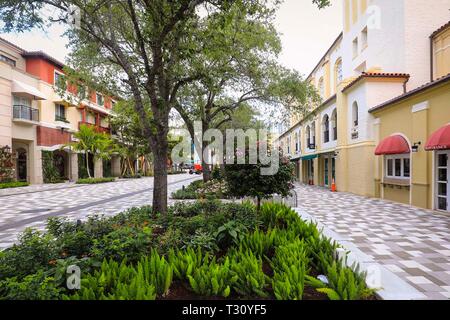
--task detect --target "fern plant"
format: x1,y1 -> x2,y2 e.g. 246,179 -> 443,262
168,247 -> 209,280
140,250 -> 173,296
238,229 -> 275,257
187,257 -> 237,298
229,248 -> 269,298
322,259 -> 374,300
64,258 -> 156,300
271,239 -> 309,300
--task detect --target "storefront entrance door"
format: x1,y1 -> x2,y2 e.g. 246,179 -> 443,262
436,151 -> 450,211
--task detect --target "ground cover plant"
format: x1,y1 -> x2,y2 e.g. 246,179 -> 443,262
0,201 -> 376,300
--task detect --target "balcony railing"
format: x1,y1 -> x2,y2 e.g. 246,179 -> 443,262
55,114 -> 69,123
13,105 -> 39,122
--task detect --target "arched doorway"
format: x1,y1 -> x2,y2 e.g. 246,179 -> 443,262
16,148 -> 27,181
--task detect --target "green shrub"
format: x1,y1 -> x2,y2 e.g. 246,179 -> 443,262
211,166 -> 222,181
230,248 -> 269,298
184,230 -> 218,252
0,229 -> 58,280
187,257 -> 237,298
0,271 -> 63,300
109,206 -> 152,227
46,216 -> 117,257
0,181 -> 29,189
42,151 -> 64,183
271,239 -> 308,300
90,226 -> 153,262
215,221 -> 247,250
76,177 -> 115,184
171,180 -> 203,199
156,227 -> 184,252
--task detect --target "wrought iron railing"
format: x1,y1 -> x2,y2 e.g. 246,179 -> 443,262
13,105 -> 39,122
55,114 -> 69,122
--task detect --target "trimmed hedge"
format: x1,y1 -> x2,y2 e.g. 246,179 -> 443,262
76,177 -> 116,184
0,181 -> 29,189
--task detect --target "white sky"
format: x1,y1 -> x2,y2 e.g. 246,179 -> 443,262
0,0 -> 342,77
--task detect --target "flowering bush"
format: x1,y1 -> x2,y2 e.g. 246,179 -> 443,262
0,146 -> 15,182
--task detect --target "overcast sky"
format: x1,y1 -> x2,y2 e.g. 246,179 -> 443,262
0,0 -> 342,77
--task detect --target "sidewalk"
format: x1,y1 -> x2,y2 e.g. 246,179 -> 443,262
293,184 -> 450,300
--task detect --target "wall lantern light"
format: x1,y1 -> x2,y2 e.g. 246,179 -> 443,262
412,142 -> 421,153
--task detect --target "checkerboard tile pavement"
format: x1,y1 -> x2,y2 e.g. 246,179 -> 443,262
0,174 -> 201,249
293,183 -> 450,300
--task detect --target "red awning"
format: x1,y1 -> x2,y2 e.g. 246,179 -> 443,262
425,124 -> 450,151
375,135 -> 410,155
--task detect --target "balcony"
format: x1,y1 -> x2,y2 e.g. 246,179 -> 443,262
78,121 -> 111,134
12,105 -> 39,124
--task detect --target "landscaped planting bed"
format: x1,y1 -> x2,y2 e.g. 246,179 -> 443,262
171,179 -> 228,200
0,201 -> 376,300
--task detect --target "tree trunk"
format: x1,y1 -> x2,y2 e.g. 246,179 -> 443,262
202,138 -> 211,183
152,130 -> 168,216
257,196 -> 261,213
86,152 -> 91,178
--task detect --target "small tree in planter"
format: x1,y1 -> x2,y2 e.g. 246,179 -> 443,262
224,143 -> 295,211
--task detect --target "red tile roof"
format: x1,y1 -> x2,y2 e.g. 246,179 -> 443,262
430,20 -> 450,38
369,73 -> 450,113
342,72 -> 410,93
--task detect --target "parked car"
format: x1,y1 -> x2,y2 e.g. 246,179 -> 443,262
189,164 -> 202,175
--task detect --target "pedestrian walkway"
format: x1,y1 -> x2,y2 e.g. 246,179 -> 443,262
293,184 -> 450,300
0,174 -> 200,249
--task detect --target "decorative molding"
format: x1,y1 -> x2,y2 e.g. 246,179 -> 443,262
411,101 -> 429,113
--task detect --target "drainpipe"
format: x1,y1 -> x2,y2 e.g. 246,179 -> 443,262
403,76 -> 410,94
430,36 -> 434,82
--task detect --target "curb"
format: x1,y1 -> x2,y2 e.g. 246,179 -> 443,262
294,208 -> 427,300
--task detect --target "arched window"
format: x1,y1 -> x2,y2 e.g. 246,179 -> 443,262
294,131 -> 299,153
335,59 -> 343,85
352,102 -> 359,127
311,122 -> 316,148
318,77 -> 324,97
323,115 -> 330,143
331,109 -> 337,141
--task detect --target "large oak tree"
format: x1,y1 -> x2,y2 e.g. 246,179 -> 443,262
0,0 -> 330,214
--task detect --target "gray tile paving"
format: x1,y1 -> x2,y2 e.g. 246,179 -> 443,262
0,174 -> 201,249
293,183 -> 450,300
